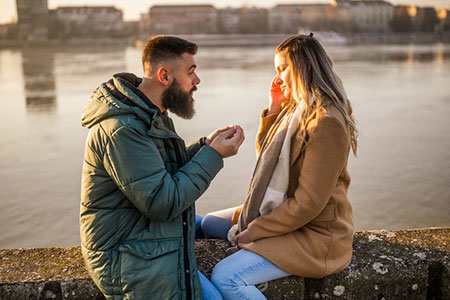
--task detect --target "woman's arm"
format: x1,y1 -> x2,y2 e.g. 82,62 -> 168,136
247,115 -> 350,241
256,75 -> 289,154
256,109 -> 279,154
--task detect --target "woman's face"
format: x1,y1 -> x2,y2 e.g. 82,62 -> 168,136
274,52 -> 292,99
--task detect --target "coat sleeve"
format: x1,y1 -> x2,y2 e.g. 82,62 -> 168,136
256,109 -> 279,155
103,126 -> 223,222
247,115 -> 349,241
185,137 -> 206,160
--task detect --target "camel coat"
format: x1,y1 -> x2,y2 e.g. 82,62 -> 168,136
240,100 -> 354,278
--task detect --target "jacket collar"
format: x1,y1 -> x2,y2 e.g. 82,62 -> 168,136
110,73 -> 183,140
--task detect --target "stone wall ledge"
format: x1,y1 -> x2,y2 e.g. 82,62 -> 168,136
1,227 -> 449,300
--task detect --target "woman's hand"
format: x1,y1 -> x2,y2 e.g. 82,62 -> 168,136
235,229 -> 252,245
268,75 -> 288,115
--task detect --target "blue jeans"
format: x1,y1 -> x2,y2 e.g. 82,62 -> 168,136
196,215 -> 224,299
199,271 -> 223,300
211,249 -> 291,300
197,210 -> 291,300
196,214 -> 234,238
197,207 -> 237,239
195,214 -> 205,238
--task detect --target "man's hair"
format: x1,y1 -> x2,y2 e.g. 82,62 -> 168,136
142,35 -> 198,74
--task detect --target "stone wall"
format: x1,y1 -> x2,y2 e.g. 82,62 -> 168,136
1,228 -> 449,299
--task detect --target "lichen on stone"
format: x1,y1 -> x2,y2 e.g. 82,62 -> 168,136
413,252 -> 427,260
372,262 -> 389,274
333,285 -> 345,296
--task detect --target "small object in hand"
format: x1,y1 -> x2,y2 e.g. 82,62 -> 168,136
225,245 -> 240,257
227,224 -> 239,246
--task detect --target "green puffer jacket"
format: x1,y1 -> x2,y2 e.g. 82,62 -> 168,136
80,73 -> 223,300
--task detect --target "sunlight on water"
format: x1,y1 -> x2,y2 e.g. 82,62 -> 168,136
0,43 -> 449,249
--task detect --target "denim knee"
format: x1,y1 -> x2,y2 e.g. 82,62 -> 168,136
211,259 -> 236,288
201,214 -> 231,239
195,214 -> 204,239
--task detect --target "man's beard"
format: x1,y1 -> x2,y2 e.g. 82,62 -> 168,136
161,79 -> 196,120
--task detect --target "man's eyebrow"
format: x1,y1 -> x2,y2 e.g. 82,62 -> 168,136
188,64 -> 197,71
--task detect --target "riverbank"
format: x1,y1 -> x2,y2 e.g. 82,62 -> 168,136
1,227 -> 449,299
1,32 -> 450,49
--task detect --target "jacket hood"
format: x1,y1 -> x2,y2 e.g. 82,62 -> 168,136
81,73 -> 159,129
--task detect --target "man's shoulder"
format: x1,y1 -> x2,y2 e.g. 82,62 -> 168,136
87,114 -> 147,151
92,114 -> 148,139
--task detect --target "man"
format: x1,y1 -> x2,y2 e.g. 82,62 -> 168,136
80,35 -> 244,299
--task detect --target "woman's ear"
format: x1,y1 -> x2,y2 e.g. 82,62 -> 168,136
157,67 -> 171,86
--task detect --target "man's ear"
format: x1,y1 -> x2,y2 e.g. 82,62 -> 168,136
157,67 -> 171,86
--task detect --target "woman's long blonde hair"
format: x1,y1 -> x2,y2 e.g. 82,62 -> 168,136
276,34 -> 358,154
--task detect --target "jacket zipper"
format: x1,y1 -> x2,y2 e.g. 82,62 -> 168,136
182,210 -> 192,300
164,116 -> 192,300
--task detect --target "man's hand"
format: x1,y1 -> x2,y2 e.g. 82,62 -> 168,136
235,229 -> 252,245
268,75 -> 288,115
205,125 -> 234,146
209,125 -> 245,158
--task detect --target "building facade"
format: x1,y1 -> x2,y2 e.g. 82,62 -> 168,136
51,6 -> 124,38
269,5 -> 303,33
236,7 -> 269,34
218,8 -> 240,33
16,0 -> 49,40
390,5 -> 413,32
437,9 -> 450,32
297,4 -> 334,32
413,7 -> 439,32
269,4 -> 339,33
337,0 -> 395,32
149,5 -> 218,34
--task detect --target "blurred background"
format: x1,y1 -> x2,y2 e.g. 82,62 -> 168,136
0,0 -> 449,249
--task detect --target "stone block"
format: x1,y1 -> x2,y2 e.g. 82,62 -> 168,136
0,228 -> 449,299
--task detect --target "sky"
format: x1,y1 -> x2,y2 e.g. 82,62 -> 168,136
1,0 -> 450,24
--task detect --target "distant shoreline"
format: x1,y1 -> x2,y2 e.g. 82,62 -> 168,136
1,32 -> 450,49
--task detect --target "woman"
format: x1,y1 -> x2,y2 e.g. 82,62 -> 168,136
202,33 -> 358,299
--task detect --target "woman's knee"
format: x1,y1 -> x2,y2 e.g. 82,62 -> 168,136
211,258 -> 242,288
211,267 -> 227,292
195,214 -> 204,238
201,214 -> 231,239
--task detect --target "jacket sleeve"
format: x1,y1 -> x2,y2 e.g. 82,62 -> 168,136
185,137 -> 206,160
256,109 -> 279,155
247,115 -> 349,241
103,126 -> 223,222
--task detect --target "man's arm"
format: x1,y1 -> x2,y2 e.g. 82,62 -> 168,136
104,126 -> 223,222
185,137 -> 206,160
185,125 -> 236,160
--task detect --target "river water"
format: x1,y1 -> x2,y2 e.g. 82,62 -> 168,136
0,43 -> 449,249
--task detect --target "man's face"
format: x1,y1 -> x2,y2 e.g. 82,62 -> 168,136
161,53 -> 200,119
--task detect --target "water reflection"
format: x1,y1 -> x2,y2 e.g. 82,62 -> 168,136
21,48 -> 56,113
1,43 -> 449,249
330,43 -> 450,64
435,43 -> 444,74
19,46 -> 128,114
